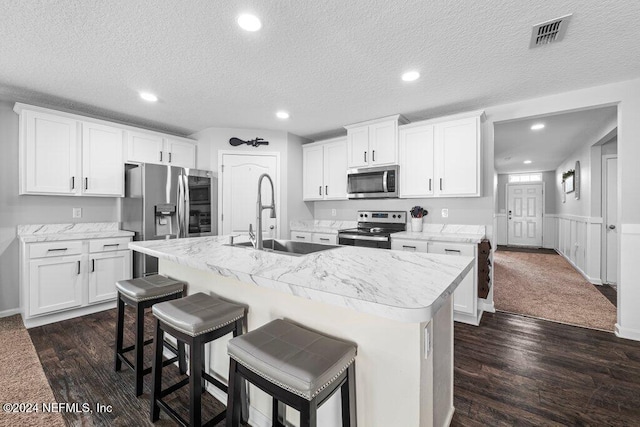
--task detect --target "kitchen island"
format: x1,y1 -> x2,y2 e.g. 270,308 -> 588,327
130,235 -> 473,427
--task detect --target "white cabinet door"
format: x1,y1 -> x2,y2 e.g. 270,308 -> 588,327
323,139 -> 348,200
347,126 -> 369,168
166,138 -> 196,168
369,120 -> 397,166
89,250 -> 131,304
82,122 -> 124,196
23,110 -> 79,195
127,131 -> 165,164
29,255 -> 83,316
303,144 -> 325,201
429,242 -> 476,316
434,117 -> 480,197
311,233 -> 337,245
399,125 -> 434,197
290,231 -> 312,242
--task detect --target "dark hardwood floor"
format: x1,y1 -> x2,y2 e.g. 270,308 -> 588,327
29,307 -> 228,426
29,309 -> 640,426
452,311 -> 640,426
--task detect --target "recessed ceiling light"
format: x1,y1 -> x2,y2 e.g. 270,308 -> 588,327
139,92 -> 158,102
523,160 -> 532,164
276,111 -> 290,119
237,14 -> 262,32
401,71 -> 420,82
531,123 -> 545,130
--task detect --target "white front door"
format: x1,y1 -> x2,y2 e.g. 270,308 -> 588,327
604,156 -> 618,284
220,153 -> 279,236
507,183 -> 543,247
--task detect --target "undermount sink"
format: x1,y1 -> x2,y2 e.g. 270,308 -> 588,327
228,239 -> 339,256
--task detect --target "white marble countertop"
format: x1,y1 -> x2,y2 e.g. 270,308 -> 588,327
289,220 -> 357,235
17,223 -> 134,243
129,235 -> 473,323
393,224 -> 486,244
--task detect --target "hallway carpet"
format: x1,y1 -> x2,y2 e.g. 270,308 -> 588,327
493,250 -> 617,331
0,315 -> 65,427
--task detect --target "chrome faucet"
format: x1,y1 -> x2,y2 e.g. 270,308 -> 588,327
254,173 -> 276,250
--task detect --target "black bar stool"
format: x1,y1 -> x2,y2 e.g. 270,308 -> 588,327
115,275 -> 187,396
226,319 -> 357,427
150,292 -> 247,426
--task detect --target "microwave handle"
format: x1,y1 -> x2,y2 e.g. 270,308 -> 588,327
382,170 -> 388,193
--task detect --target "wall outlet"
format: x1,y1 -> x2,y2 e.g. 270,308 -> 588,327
441,208 -> 449,218
72,207 -> 82,218
424,322 -> 432,359
331,209 -> 337,217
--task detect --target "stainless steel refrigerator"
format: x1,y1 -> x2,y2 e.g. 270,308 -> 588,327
121,163 -> 217,277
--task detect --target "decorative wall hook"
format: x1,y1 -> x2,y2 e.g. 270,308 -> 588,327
229,137 -> 269,147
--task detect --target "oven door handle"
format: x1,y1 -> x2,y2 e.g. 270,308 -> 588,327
382,170 -> 388,193
339,234 -> 389,242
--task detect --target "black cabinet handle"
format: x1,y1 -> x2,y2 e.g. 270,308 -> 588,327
325,185 -> 328,195
91,259 -> 95,272
364,151 -> 367,163
76,260 -> 81,275
295,235 -> 306,239
160,151 -> 163,162
403,245 -> 416,249
320,238 -> 330,241
445,249 -> 461,254
47,248 -> 68,252
319,186 -> 322,196
71,176 -> 75,190
169,152 -> 172,163
372,150 -> 375,162
103,243 -> 120,247
429,178 -> 432,191
84,177 -> 88,190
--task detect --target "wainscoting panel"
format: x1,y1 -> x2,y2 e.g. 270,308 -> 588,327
556,215 -> 602,284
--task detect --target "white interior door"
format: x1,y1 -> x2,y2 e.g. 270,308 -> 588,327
507,183 -> 543,247
221,153 -> 278,236
604,157 -> 618,284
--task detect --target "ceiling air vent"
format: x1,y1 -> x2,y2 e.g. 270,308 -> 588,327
530,14 -> 572,48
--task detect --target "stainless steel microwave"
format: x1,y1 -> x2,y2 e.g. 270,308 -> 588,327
347,165 -> 398,199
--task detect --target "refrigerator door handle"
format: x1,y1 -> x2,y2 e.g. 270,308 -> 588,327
182,174 -> 190,237
177,172 -> 184,238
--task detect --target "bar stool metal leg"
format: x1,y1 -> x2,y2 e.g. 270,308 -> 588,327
150,318 -> 164,422
135,302 -> 146,396
114,296 -> 125,371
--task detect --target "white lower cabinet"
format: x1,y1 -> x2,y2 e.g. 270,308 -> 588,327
391,238 -> 481,325
21,237 -> 132,326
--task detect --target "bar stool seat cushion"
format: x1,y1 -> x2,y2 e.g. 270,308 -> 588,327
153,292 -> 245,337
116,275 -> 184,302
227,319 -> 356,400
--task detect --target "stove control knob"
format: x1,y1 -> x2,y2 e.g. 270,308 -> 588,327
392,214 -> 396,218
359,213 -> 363,218
365,214 -> 368,218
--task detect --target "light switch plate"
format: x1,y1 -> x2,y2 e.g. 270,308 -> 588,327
331,209 -> 337,217
424,322 -> 432,358
441,208 -> 449,218
72,207 -> 82,218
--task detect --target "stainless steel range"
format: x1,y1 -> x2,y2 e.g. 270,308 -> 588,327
338,210 -> 406,249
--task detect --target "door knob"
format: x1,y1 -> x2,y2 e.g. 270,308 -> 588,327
608,225 -> 616,230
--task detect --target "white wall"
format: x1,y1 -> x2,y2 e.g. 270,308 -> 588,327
191,127 -> 312,238
0,100 -> 119,314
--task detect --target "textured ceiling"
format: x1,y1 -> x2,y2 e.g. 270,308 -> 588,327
494,106 -> 617,173
0,1 -> 638,139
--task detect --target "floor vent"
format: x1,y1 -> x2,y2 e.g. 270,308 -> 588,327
530,14 -> 572,48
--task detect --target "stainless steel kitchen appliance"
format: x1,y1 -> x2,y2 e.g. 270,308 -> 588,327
346,165 -> 398,199
338,210 -> 406,249
121,163 -> 217,277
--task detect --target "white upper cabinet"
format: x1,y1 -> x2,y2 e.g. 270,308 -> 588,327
21,110 -> 78,195
127,131 -> 164,164
399,125 -> 435,198
126,132 -> 196,168
165,137 -> 197,169
398,111 -> 483,198
345,115 -> 407,168
434,117 -> 481,197
302,137 -> 348,201
82,122 -> 124,196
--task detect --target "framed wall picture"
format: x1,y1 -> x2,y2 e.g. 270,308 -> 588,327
565,174 -> 575,193
574,161 -> 581,199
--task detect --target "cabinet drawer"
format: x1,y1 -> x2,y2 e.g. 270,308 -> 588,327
290,232 -> 312,242
391,239 -> 430,253
89,237 -> 131,253
29,241 -> 83,259
311,233 -> 337,245
428,242 -> 475,257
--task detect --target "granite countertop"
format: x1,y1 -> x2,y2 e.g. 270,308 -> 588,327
129,235 -> 473,323
289,220 -> 357,235
393,224 -> 486,244
17,223 -> 134,243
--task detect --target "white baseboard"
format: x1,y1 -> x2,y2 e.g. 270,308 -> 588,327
556,250 -> 601,285
615,323 -> 640,342
454,309 -> 482,326
0,308 -> 21,318
442,406 -> 455,427
479,299 -> 495,313
23,301 -> 116,328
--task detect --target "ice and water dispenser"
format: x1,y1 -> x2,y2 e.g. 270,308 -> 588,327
155,203 -> 176,237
